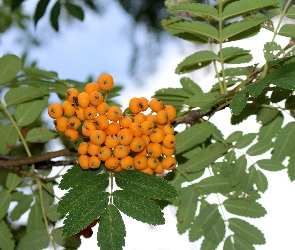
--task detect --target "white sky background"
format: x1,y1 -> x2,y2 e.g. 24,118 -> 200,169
1,1 -> 295,249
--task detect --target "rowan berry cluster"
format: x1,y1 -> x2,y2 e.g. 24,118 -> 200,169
48,73 -> 177,175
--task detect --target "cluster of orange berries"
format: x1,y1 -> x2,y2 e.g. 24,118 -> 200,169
47,73 -> 177,175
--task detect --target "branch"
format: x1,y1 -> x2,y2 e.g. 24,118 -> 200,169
171,108 -> 214,126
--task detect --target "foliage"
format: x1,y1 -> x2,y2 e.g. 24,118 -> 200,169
1,0 -> 295,249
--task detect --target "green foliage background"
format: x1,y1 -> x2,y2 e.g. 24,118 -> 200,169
1,0 -> 295,249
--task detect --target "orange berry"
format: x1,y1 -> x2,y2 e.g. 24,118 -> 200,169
83,106 -> 97,120
97,74 -> 114,91
85,82 -> 99,95
164,105 -> 177,121
134,113 -> 146,124
97,146 -> 112,161
78,155 -> 89,170
88,142 -> 101,156
162,156 -> 177,170
141,120 -> 154,135
89,91 -> 103,106
156,110 -> 168,124
149,128 -> 165,143
133,155 -> 148,170
136,148 -> 147,156
94,115 -> 109,130
66,88 -> 79,102
114,145 -> 130,158
120,156 -> 134,170
96,102 -> 109,115
105,135 -> 119,148
75,108 -> 85,120
119,116 -> 132,128
147,157 -> 159,169
107,106 -> 122,121
163,124 -> 174,135
163,134 -> 177,149
129,97 -> 142,114
129,122 -> 143,137
106,121 -> 120,135
149,98 -> 164,112
82,120 -> 96,137
62,100 -> 76,116
140,97 -> 149,111
146,114 -> 157,128
90,130 -> 106,146
78,141 -> 88,155
48,103 -> 63,119
105,156 -> 119,170
55,117 -> 68,132
67,116 -> 81,130
77,92 -> 90,108
141,134 -> 150,147
64,128 -> 79,141
117,128 -> 133,146
161,145 -> 175,156
146,143 -> 162,158
88,155 -> 101,169
130,137 -> 146,152
154,162 -> 164,174
112,165 -> 123,173
141,167 -> 153,175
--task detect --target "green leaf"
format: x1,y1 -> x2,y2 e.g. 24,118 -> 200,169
17,229 -> 50,250
223,199 -> 267,218
288,150 -> 295,181
228,218 -> 265,245
97,204 -> 126,250
178,143 -> 229,173
169,3 -> 219,20
185,92 -> 226,111
225,131 -> 243,143
26,127 -> 58,143
221,47 -> 252,64
61,192 -> 109,237
235,133 -> 257,149
27,202 -> 45,233
263,42 -> 285,61
175,122 -> 215,154
114,170 -> 177,200
11,0 -> 26,11
113,190 -> 164,225
0,220 -> 15,250
256,159 -> 285,171
65,3 -> 84,21
272,77 -> 295,90
0,54 -> 22,85
232,234 -> 255,250
34,0 -> 50,26
230,91 -> 248,116
0,124 -> 19,154
286,4 -> 295,19
272,122 -> 295,161
246,140 -> 273,156
278,23 -> 295,38
180,77 -> 203,95
285,95 -> 295,118
222,17 -> 270,41
4,86 -> 44,106
46,204 -> 63,222
229,155 -> 247,187
174,185 -> 199,234
15,97 -> 48,126
59,164 -> 109,190
10,194 -> 33,221
190,204 -> 220,236
204,217 -> 225,244
175,50 -> 218,74
255,169 -> 268,192
258,114 -> 283,140
6,172 -> 23,190
23,67 -> 58,78
166,20 -> 219,42
50,1 -> 61,31
222,0 -> 279,20
51,228 -> 81,249
195,175 -> 233,194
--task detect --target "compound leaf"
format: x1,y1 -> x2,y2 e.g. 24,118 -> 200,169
0,54 -> 22,85
26,127 -> 58,143
223,199 -> 267,218
113,190 -> 164,225
4,86 -> 44,106
195,175 -> 233,194
228,218 -> 265,245
0,220 -> 14,250
97,204 -> 126,250
114,170 -> 177,200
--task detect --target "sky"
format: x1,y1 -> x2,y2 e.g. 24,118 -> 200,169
1,1 -> 295,250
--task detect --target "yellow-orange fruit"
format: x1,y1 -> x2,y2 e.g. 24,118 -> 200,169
107,106 -> 122,121
105,135 -> 119,148
113,145 -> 130,158
163,124 -> 174,135
78,141 -> 88,155
141,120 -> 154,135
149,98 -> 164,112
141,167 -> 153,175
164,105 -> 177,121
161,145 -> 175,156
162,134 -> 177,149
162,156 -> 177,170
75,108 -> 85,120
146,143 -> 162,158
48,103 -> 63,119
83,106 -> 97,120
146,114 -> 157,128
85,82 -> 100,95
90,130 -> 106,146
129,122 -> 143,137
154,162 -> 164,174
147,157 -> 159,169
117,128 -> 133,146
140,97 -> 149,111
141,134 -> 150,147
130,137 -> 146,152
82,120 -> 96,137
55,117 -> 68,132
88,155 -> 101,169
105,157 -> 119,170
96,102 -> 109,115
66,88 -> 79,102
67,116 -> 81,130
88,142 -> 101,156
78,155 -> 89,170
128,97 -> 142,114
156,110 -> 168,125
149,128 -> 165,143
62,100 -> 76,116
119,116 -> 132,128
105,121 -> 120,135
97,73 -> 114,91
77,92 -> 90,108
133,155 -> 148,170
97,146 -> 112,161
94,115 -> 109,130
64,128 -> 79,141
120,156 -> 134,170
134,113 -> 146,124
89,91 -> 103,106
